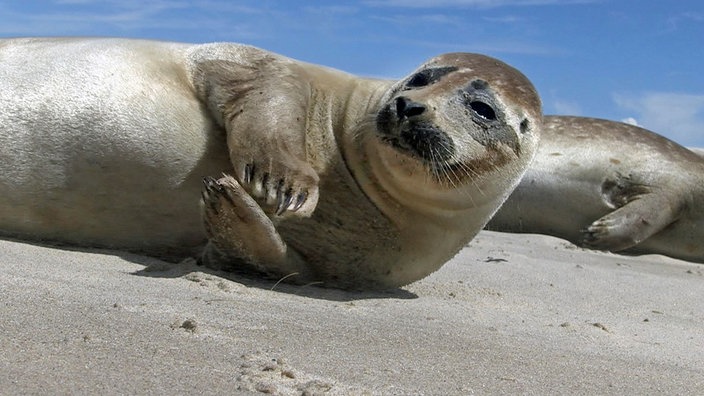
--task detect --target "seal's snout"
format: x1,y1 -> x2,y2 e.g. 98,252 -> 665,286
376,96 -> 454,163
395,96 -> 426,120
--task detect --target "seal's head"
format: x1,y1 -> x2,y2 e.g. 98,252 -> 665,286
356,53 -> 542,215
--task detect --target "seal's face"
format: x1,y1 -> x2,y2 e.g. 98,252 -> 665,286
375,53 -> 541,188
376,66 -> 460,163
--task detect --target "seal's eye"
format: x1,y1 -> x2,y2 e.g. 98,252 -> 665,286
469,101 -> 496,121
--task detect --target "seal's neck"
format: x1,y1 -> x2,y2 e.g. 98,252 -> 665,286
369,143 -> 505,215
341,119 -> 500,225
302,70 -> 390,168
322,75 -> 506,224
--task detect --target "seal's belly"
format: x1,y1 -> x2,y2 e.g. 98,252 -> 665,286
276,166 -> 401,287
0,124 -> 231,257
0,38 -> 232,257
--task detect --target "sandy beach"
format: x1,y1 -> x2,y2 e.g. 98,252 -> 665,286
1,230 -> 703,395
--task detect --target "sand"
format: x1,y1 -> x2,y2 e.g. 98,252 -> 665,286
1,230 -> 703,395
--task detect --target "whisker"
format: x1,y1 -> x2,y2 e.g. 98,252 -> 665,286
271,272 -> 300,290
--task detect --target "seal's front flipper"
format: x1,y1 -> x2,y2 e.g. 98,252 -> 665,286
582,191 -> 682,252
190,54 -> 320,217
200,174 -> 313,283
238,156 -> 320,218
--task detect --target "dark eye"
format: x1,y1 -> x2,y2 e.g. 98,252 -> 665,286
407,72 -> 430,88
469,101 -> 496,120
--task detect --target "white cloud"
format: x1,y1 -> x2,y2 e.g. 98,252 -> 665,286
303,5 -> 359,15
666,11 -> 704,31
0,1 -> 265,39
363,0 -> 598,8
482,15 -> 523,23
621,117 -> 640,127
613,92 -> 704,146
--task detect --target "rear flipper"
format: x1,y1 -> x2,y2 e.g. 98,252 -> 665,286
199,174 -> 315,284
582,191 -> 682,252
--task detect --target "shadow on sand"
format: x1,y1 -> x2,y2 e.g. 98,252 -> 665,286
131,254 -> 418,302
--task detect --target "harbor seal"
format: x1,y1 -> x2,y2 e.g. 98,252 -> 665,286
0,37 -> 541,289
687,147 -> 704,157
487,115 -> 704,263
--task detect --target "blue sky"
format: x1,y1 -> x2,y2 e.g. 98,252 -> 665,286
2,0 -> 703,145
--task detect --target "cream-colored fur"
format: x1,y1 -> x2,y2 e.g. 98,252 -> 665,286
488,115 -> 704,264
0,38 -> 541,289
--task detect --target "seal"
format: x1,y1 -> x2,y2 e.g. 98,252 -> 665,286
0,37 -> 541,289
487,115 -> 704,263
688,147 -> 704,157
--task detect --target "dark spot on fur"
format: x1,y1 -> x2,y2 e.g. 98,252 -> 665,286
520,119 -> 529,134
404,66 -> 458,89
471,79 -> 489,90
400,123 -> 455,162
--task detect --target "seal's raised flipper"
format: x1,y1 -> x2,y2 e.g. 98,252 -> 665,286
582,189 -> 682,252
190,51 -> 320,217
200,174 -> 314,283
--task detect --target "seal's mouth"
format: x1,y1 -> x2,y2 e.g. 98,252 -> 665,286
376,100 -> 455,163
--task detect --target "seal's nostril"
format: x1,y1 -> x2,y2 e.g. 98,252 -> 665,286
395,97 -> 408,117
406,103 -> 426,117
395,96 -> 426,119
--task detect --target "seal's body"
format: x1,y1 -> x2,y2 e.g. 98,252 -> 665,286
488,115 -> 704,263
0,38 -> 541,289
0,38 -> 227,260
